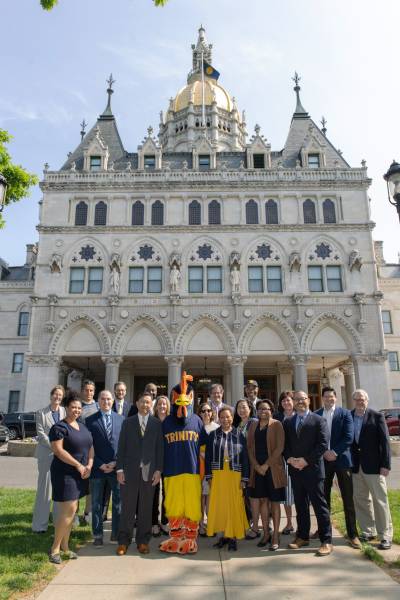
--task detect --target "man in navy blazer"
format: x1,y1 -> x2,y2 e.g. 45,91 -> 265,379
315,387 -> 360,548
86,390 -> 124,546
284,390 -> 332,556
351,389 -> 393,550
112,381 -> 131,418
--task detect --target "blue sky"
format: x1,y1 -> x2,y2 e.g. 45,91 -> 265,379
1,0 -> 399,264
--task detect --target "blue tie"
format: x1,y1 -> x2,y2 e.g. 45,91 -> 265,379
105,414 -> 112,440
296,416 -> 304,435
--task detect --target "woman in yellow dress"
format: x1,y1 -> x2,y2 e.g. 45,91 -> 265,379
206,406 -> 249,551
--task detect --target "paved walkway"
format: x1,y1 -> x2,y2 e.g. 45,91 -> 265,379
35,524 -> 400,600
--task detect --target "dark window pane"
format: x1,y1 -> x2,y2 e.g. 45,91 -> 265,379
88,267 -> 103,294
144,155 -> 156,169
189,200 -> 201,225
199,155 -> 210,171
303,199 -> 316,224
151,200 -> 164,225
388,352 -> 399,371
94,201 -> 107,226
148,267 -> 162,293
17,312 -> 29,336
326,265 -> 342,292
129,267 -> 144,293
267,266 -> 282,293
132,200 -> 144,226
308,154 -> 320,169
265,199 -> 278,224
253,154 -> 265,169
75,201 -> 88,226
246,200 -> 259,224
208,200 -> 221,225
382,310 -> 393,334
308,266 -> 323,292
207,266 -> 222,293
90,156 -> 101,171
189,266 -> 203,293
8,391 -> 20,413
323,199 -> 336,224
69,267 -> 85,294
248,266 -> 263,293
12,353 -> 24,373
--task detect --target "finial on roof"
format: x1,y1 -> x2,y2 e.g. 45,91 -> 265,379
80,118 -> 87,141
320,116 -> 327,136
254,124 -> 261,135
292,72 -> 309,119
100,73 -> 115,119
147,125 -> 154,137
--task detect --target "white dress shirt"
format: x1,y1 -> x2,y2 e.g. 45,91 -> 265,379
322,405 -> 336,450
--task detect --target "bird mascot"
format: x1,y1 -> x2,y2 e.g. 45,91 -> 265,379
159,371 -> 205,554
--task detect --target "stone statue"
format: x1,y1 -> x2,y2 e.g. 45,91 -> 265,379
230,265 -> 240,293
109,253 -> 121,295
289,251 -> 301,272
49,253 -> 63,273
170,264 -> 181,293
349,249 -> 363,272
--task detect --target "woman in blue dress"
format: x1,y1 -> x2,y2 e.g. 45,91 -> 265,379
48,391 -> 94,564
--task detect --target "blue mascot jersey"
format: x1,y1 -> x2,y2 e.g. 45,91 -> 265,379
162,414 -> 207,477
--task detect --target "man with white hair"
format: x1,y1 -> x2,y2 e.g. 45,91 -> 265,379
351,389 -> 393,550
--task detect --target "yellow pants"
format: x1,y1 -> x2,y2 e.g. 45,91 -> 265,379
164,474 -> 202,523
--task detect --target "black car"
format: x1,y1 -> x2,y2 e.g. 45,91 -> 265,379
0,423 -> 10,444
1,412 -> 37,440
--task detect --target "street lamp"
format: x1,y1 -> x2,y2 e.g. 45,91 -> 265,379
0,172 -> 7,212
383,160 -> 400,222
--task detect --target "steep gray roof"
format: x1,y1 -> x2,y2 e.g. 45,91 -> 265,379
0,266 -> 33,281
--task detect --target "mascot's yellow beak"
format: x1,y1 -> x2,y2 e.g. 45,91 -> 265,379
172,371 -> 194,418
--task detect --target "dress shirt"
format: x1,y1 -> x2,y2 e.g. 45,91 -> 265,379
296,409 -> 310,430
322,405 -> 336,448
115,399 -> 124,415
51,410 -> 60,424
138,413 -> 149,431
353,412 -> 365,444
101,410 -> 112,427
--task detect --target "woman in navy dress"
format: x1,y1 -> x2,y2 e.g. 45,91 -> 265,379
49,391 -> 93,563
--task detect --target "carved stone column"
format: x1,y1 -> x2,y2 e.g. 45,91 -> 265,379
341,362 -> 356,408
277,362 -> 293,393
227,355 -> 247,407
289,354 -> 309,392
170,294 -> 181,332
165,356 -> 184,396
292,293 -> 304,332
353,293 -> 366,331
102,356 -> 122,391
108,295 -> 119,332
45,294 -> 58,332
24,355 -> 62,411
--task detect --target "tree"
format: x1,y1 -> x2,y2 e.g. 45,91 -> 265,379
40,0 -> 168,8
0,130 -> 38,228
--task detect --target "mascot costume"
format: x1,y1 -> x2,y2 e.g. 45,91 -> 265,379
159,371 -> 206,554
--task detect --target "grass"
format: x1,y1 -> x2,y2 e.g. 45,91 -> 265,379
0,488 -> 92,600
331,489 -> 400,546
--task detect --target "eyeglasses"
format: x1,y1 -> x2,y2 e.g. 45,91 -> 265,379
257,407 -> 271,411
201,409 -> 212,413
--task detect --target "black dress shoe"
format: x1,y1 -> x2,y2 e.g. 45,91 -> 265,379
228,539 -> 237,551
257,535 -> 271,548
213,537 -> 228,548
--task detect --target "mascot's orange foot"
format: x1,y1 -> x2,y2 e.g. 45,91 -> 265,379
177,538 -> 198,554
159,537 -> 182,553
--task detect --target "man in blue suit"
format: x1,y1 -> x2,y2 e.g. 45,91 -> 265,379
315,387 -> 360,549
284,390 -> 332,556
86,390 -> 124,547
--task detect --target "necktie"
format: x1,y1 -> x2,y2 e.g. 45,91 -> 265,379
140,417 -> 146,437
297,416 -> 304,435
105,414 -> 112,439
117,402 -> 123,415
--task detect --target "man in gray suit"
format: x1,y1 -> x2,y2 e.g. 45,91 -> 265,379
116,393 -> 163,555
32,385 -> 66,532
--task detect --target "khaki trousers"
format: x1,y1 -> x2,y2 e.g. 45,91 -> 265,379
352,467 -> 393,541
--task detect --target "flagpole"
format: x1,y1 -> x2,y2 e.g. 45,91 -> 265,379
201,50 -> 205,131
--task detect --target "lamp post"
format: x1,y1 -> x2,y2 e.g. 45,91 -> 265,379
383,160 -> 400,223
0,173 -> 7,212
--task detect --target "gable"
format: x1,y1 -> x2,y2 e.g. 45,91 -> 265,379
187,326 -> 225,353
249,326 -> 286,352
125,326 -> 162,354
311,326 -> 348,352
65,327 -> 101,353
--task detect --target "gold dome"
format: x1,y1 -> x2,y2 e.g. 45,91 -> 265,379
173,76 -> 233,113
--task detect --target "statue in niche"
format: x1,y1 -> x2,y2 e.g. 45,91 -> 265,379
49,254 -> 63,273
109,253 -> 121,295
230,265 -> 241,293
349,249 -> 363,272
289,251 -> 301,272
170,264 -> 181,293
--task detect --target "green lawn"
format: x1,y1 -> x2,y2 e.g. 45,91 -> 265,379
0,488 -> 91,600
331,489 -> 400,545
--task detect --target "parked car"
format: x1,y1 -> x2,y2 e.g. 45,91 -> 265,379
0,423 -> 10,444
380,408 -> 400,436
1,412 -> 37,440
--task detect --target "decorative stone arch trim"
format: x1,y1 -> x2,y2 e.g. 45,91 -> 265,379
242,235 -> 288,265
181,235 -> 226,265
238,312 -> 300,354
112,313 -> 174,355
63,236 -> 109,266
301,312 -> 364,354
175,313 -> 237,355
122,236 -> 168,266
15,301 -> 30,313
49,314 -> 111,355
300,234 -> 347,262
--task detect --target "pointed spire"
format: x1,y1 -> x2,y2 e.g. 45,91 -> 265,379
80,118 -> 87,141
292,72 -> 309,119
99,73 -> 115,120
190,25 -> 212,78
320,116 -> 327,136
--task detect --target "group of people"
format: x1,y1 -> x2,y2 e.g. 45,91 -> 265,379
31,376 -> 393,564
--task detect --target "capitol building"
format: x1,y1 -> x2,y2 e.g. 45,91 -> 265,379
0,27 -> 394,413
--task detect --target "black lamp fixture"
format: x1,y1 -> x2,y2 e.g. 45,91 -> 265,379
383,160 -> 400,222
321,356 -> 329,387
0,173 -> 7,212
198,357 -> 211,385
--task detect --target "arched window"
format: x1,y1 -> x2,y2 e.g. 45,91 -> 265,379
132,200 -> 144,226
303,199 -> 316,224
323,199 -> 336,224
75,201 -> 88,226
94,201 -> 107,226
189,200 -> 201,225
265,199 -> 278,224
151,200 -> 164,225
208,200 -> 221,225
245,199 -> 258,224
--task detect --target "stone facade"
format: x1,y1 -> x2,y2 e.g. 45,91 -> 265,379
0,28 -> 392,412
